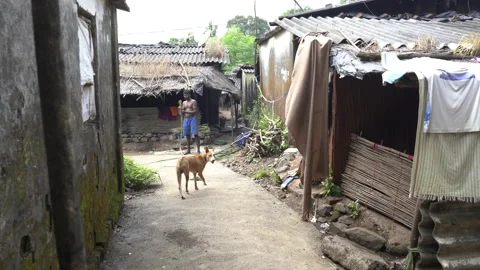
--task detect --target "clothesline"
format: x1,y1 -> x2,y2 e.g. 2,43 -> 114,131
254,77 -> 289,104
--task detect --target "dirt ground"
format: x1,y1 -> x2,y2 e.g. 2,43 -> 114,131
101,153 -> 341,270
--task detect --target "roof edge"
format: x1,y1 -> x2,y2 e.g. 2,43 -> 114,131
110,0 -> 130,11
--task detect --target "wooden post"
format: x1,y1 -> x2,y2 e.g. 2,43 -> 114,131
302,61 -> 316,221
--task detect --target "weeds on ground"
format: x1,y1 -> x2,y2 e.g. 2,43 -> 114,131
319,166 -> 342,197
348,200 -> 361,219
254,168 -> 282,184
124,157 -> 161,190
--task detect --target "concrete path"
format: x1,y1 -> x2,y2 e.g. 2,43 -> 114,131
101,153 -> 339,270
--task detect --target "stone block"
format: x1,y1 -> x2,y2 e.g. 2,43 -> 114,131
322,236 -> 389,270
344,227 -> 386,252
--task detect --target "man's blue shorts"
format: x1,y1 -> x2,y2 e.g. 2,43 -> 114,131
183,117 -> 198,137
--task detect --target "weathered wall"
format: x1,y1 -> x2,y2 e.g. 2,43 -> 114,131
0,1 -> 59,268
31,0 -> 124,268
241,72 -> 257,115
258,30 -> 295,120
76,0 -> 125,267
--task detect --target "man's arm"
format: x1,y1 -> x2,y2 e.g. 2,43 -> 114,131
191,100 -> 198,114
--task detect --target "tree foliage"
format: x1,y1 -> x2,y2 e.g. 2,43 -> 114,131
226,15 -> 270,38
205,21 -> 218,37
168,32 -> 197,45
282,6 -> 312,16
221,26 -> 256,72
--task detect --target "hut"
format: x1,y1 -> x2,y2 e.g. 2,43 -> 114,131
118,43 -> 240,144
258,0 -> 480,228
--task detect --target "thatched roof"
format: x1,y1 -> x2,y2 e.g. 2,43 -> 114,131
120,65 -> 240,100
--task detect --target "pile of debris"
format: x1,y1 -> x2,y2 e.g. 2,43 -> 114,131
236,125 -> 287,158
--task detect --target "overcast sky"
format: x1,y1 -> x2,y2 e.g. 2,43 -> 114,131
118,0 -> 340,44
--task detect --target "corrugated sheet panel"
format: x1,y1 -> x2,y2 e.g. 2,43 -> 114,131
430,202 -> 480,270
275,16 -> 480,51
119,44 -> 229,65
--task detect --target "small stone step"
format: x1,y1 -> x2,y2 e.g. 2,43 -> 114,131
344,227 -> 386,252
322,236 -> 389,270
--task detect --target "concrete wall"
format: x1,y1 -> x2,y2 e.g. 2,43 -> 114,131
0,0 -> 59,268
258,30 -> 295,121
0,0 -> 124,268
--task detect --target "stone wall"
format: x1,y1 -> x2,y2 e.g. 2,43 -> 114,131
0,1 -> 59,268
0,0 -> 124,269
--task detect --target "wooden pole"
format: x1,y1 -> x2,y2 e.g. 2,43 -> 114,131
410,199 -> 422,248
302,55 -> 316,221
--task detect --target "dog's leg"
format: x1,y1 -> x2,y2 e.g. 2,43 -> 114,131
193,173 -> 199,190
185,170 -> 190,194
177,170 -> 185,200
199,172 -> 207,186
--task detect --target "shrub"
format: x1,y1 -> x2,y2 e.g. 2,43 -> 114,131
124,157 -> 160,190
319,167 -> 342,197
348,200 -> 361,219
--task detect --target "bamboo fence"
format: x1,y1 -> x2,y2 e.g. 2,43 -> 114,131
341,134 -> 416,228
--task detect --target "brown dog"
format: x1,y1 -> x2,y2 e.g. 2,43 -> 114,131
176,147 -> 216,199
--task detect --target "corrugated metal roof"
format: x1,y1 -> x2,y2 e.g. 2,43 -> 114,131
274,16 -> 480,51
119,43 -> 229,65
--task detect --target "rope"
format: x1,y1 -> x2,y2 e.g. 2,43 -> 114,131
254,77 -> 289,104
138,143 -> 241,165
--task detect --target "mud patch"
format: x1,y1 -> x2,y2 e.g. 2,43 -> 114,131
165,229 -> 200,248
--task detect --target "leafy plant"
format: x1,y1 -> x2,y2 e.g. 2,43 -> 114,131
124,157 -> 160,190
348,200 -> 361,219
254,168 -> 270,179
319,167 -> 342,197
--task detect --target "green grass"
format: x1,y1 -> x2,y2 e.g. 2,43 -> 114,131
124,157 -> 161,190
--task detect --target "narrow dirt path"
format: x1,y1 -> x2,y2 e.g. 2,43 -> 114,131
101,153 -> 339,270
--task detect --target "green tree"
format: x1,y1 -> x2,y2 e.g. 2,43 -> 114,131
168,32 -> 198,45
226,15 -> 270,38
221,26 -> 256,72
205,21 -> 218,37
282,6 -> 312,16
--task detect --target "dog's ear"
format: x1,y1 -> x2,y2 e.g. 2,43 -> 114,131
204,147 -> 209,153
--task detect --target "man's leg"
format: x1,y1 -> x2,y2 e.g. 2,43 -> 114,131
195,135 -> 200,154
191,117 -> 200,153
185,135 -> 191,154
183,118 -> 191,155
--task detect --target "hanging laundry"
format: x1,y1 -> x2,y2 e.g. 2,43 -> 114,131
170,106 -> 179,117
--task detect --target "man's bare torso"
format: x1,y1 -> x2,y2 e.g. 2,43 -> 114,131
182,99 -> 197,118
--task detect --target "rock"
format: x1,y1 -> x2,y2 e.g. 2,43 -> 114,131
326,197 -> 343,205
275,158 -> 290,170
140,137 -> 149,143
278,194 -> 287,200
150,137 -> 158,142
334,203 -> 347,214
146,133 -> 152,137
330,222 -> 348,237
283,153 -> 295,161
122,138 -> 133,144
316,204 -> 333,217
328,211 -> 342,222
316,217 -> 328,223
283,148 -> 299,155
386,242 -> 409,256
338,215 -> 355,226
322,236 -> 389,270
275,166 -> 289,174
344,227 -> 386,252
133,138 -> 140,143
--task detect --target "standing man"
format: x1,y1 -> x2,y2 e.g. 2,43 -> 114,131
180,90 -> 200,154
